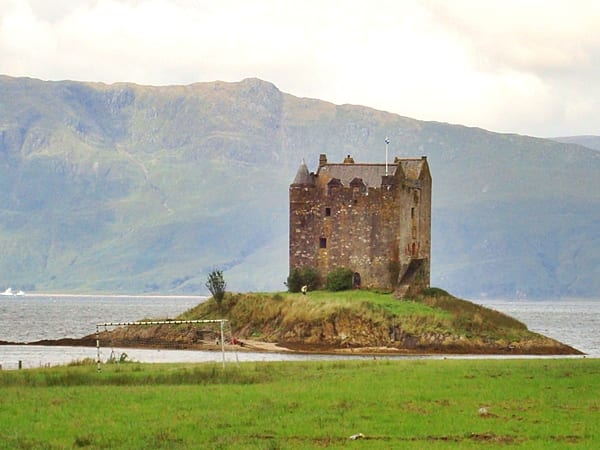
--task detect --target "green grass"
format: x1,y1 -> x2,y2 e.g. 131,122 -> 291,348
0,359 -> 598,449
180,290 -> 451,329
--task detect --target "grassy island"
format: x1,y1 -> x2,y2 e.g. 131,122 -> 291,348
152,288 -> 579,355
24,288 -> 579,356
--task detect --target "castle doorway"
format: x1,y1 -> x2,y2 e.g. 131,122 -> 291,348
352,272 -> 361,289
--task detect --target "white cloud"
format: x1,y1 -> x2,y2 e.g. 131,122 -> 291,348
421,0 -> 600,135
0,1 -> 56,74
1,0 -> 599,136
426,0 -> 600,74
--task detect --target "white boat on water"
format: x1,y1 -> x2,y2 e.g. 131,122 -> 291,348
1,288 -> 25,296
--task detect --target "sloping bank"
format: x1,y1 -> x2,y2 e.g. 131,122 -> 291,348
104,288 -> 580,355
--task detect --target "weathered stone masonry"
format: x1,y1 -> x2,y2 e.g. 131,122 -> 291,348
289,153 -> 431,296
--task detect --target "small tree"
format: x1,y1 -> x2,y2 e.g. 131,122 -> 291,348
206,270 -> 226,307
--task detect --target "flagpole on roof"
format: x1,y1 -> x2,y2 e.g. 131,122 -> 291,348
385,137 -> 390,176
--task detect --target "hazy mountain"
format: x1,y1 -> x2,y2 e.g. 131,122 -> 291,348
1,75 -> 599,299
551,135 -> 600,151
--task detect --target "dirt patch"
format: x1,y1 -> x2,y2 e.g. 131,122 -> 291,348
468,432 -> 517,444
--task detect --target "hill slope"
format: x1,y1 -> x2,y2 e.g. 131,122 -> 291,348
1,75 -> 599,298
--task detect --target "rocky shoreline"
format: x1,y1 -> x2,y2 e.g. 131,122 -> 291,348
0,334 -> 582,356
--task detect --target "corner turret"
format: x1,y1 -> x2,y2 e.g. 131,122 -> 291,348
291,159 -> 313,186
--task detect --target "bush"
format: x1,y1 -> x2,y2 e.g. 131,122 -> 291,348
326,267 -> 353,291
301,267 -> 319,291
286,267 -> 320,292
286,268 -> 303,292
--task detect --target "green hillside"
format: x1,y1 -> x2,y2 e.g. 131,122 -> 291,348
1,75 -> 599,298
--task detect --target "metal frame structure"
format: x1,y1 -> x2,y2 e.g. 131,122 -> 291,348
96,319 -> 229,372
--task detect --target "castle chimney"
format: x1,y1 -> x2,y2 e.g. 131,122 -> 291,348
319,154 -> 328,167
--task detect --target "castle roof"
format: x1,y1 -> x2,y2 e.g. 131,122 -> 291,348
398,158 -> 428,180
316,157 -> 427,187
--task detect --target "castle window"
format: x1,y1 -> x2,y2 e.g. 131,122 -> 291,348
325,207 -> 331,217
411,207 -> 415,218
319,237 -> 327,248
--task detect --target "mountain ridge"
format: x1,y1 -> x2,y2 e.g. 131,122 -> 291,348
551,135 -> 600,151
1,75 -> 599,298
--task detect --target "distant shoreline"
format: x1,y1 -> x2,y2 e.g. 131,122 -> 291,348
18,293 -> 208,300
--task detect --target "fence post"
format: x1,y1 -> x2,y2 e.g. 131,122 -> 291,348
96,324 -> 101,373
220,320 -> 226,369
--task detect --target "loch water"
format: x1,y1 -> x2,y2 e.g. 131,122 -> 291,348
0,295 -> 598,369
479,299 -> 600,357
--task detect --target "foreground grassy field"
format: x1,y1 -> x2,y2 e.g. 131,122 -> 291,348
0,358 -> 598,449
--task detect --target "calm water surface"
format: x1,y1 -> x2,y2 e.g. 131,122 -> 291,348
0,295 -> 598,369
0,294 -> 203,343
479,299 -> 600,357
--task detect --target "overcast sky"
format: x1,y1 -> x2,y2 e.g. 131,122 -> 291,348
1,0 -> 599,137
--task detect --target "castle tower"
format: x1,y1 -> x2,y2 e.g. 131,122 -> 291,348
289,154 -> 431,297
289,160 -> 317,270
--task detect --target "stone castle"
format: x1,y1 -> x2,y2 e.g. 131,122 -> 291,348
289,153 -> 431,296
